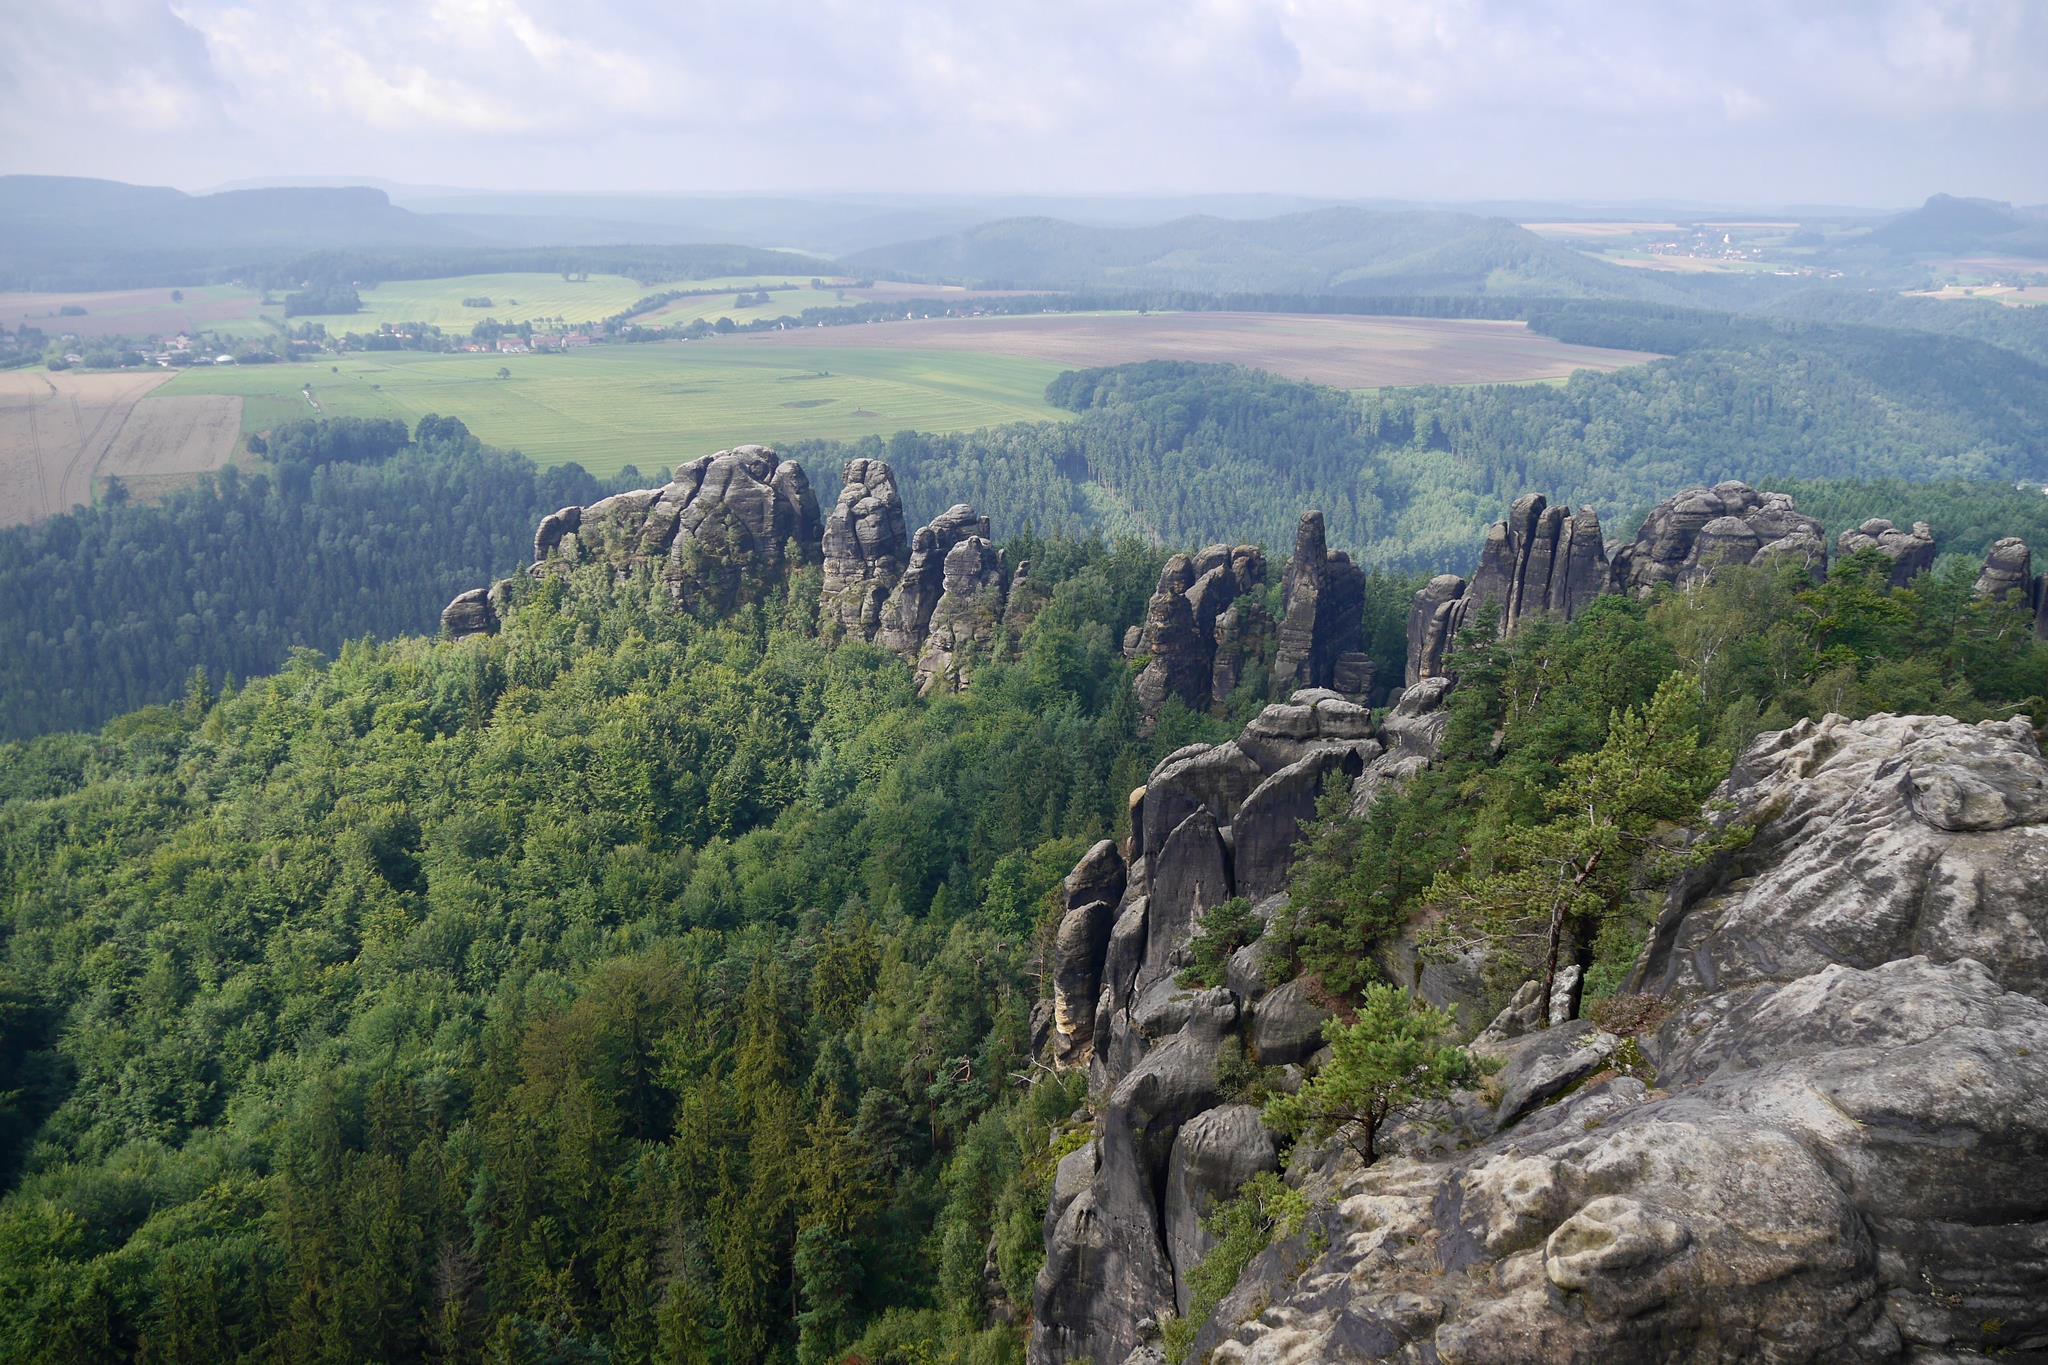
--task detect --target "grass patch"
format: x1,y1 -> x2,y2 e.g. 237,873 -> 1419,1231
152,343 -> 1069,477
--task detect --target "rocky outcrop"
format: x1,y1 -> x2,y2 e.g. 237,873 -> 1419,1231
1836,517 -> 1937,586
1175,712 -> 2048,1363
1271,513 -> 1366,697
818,456 -> 909,640
440,585 -> 499,639
1131,545 -> 1268,728
1975,536 -> 2048,639
531,444 -> 823,611
1030,691 -> 1387,1365
1406,494 -> 1607,685
1609,480 -> 1826,596
500,450 -> 1024,693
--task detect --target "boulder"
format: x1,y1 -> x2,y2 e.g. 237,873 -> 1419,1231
1249,978 -> 1329,1067
1836,518 -> 1937,586
1163,1106 -> 1280,1314
440,586 -> 497,639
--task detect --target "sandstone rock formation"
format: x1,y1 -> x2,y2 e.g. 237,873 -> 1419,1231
472,449 -> 1026,693
1836,517 -> 1937,586
1975,535 -> 2048,639
1608,480 -> 1825,596
1131,545 -> 1267,728
1271,513 -> 1366,697
530,444 -> 823,611
440,585 -> 499,639
1165,713 -> 2048,1364
1406,493 -> 1607,685
818,456 -> 909,640
1030,689 -> 1393,1365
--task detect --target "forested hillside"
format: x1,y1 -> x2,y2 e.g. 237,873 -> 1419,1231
846,207 -> 1690,298
802,320 -> 2048,574
0,419 -> 637,739
2,514 -> 2045,1362
0,544 -> 1204,1364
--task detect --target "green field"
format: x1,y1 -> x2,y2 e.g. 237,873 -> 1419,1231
153,344 -> 1069,475
290,273 -> 841,333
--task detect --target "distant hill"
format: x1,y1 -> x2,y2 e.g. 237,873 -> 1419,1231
0,176 -> 475,290
1865,194 -> 2048,258
0,176 -> 834,292
846,207 -> 1693,299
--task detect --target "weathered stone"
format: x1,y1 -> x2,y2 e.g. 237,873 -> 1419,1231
1163,1106 -> 1279,1314
1160,712 -> 2048,1364
1249,978 -> 1330,1067
1272,512 -> 1365,694
818,456 -> 909,640
1138,809 -> 1230,997
1610,481 -> 1824,596
440,586 -> 497,639
1233,744 -> 1372,901
1031,991 -> 1238,1365
1490,1018 -> 1618,1126
914,534 -> 1007,694
1407,494 -> 1607,683
1132,546 -> 1267,728
1836,518 -> 1937,586
529,445 -> 823,611
1973,536 -> 2048,640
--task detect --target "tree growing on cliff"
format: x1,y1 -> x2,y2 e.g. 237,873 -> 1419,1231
1262,986 -> 1481,1165
1419,672 -> 1724,1016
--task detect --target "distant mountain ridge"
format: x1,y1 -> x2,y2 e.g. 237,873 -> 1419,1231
0,175 -> 475,290
1866,193 -> 2048,257
846,206 -> 1695,299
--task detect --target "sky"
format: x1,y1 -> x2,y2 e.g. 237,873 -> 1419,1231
3,0 -> 2045,207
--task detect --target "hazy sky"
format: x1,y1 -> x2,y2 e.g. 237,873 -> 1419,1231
4,0 -> 2045,206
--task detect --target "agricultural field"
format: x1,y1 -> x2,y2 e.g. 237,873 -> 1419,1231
289,273 -> 653,332
720,311 -> 1663,389
0,370 -> 241,526
1906,283 -> 2048,307
154,345 -> 1069,476
0,284 -> 272,340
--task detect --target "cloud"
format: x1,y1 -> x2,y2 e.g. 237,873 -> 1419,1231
1,0 -> 2043,199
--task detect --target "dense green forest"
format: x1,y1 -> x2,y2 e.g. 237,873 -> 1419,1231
3,524 -> 2045,1362
801,323 -> 2048,573
0,542 -> 1213,1364
0,419 -> 638,740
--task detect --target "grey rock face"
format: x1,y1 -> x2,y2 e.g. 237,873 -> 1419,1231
1973,536 -> 2048,640
1035,692 -> 1383,1365
1836,518 -> 1937,586
1163,1106 -> 1280,1314
440,586 -> 498,639
1248,979 -> 1329,1067
1272,513 -> 1366,695
1052,842 -> 1127,1066
1033,991 -> 1238,1365
1406,495 -> 1607,684
1186,712 -> 2048,1364
1131,545 -> 1268,729
530,445 -> 824,611
914,532 -> 1008,694
1609,480 -> 1824,596
818,457 -> 909,640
